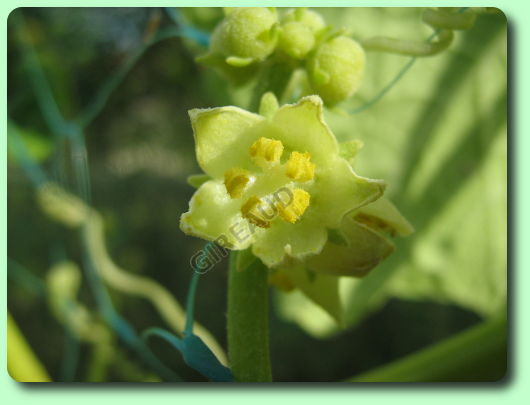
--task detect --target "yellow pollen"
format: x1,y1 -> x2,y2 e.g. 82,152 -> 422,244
249,137 -> 284,167
277,188 -> 310,224
241,196 -> 273,228
224,167 -> 251,198
286,151 -> 315,182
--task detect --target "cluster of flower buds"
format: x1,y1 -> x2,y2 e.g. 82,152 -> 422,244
197,7 -> 366,105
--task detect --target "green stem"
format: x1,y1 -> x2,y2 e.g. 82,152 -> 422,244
249,57 -> 296,112
227,251 -> 272,382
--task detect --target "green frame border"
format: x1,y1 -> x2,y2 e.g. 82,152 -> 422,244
2,0 -> 526,402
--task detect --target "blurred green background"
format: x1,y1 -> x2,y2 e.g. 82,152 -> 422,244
7,7 -> 507,382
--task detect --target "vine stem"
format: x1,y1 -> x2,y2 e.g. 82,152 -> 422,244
227,251 -> 272,382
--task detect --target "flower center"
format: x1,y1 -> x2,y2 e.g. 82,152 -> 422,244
224,137 -> 316,228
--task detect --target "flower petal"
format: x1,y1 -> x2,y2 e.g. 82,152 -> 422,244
180,180 -> 254,250
251,216 -> 327,268
312,158 -> 386,228
270,96 -> 339,166
189,106 -> 264,177
305,214 -> 394,277
277,266 -> 342,323
356,197 -> 414,236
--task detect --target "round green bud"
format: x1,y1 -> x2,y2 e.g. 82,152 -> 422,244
180,7 -> 223,32
307,36 -> 366,105
210,7 -> 278,63
278,22 -> 315,59
282,8 -> 326,36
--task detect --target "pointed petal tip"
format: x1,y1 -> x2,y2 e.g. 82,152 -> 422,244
188,108 -> 205,123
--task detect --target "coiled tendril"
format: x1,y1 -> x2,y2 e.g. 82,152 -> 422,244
361,7 -> 488,57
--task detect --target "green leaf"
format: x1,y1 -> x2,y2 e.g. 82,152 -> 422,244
349,313 -> 507,382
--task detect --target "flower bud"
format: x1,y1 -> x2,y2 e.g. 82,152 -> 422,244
282,8 -> 326,36
278,22 -> 315,60
210,7 -> 278,65
307,36 -> 366,105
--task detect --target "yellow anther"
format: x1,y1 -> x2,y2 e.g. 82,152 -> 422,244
224,167 -> 251,198
249,137 -> 284,167
286,151 -> 315,182
241,196 -> 273,228
277,188 -> 310,224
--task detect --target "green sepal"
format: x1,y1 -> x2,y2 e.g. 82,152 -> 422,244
195,52 -> 259,86
187,174 -> 212,188
258,92 -> 280,119
226,56 -> 255,67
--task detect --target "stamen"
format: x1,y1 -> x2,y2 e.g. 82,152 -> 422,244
224,167 -> 251,198
249,137 -> 284,168
277,188 -> 310,223
241,196 -> 273,228
286,151 -> 315,182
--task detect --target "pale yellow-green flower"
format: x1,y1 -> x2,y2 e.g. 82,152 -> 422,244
180,94 -> 388,268
181,94 -> 413,322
